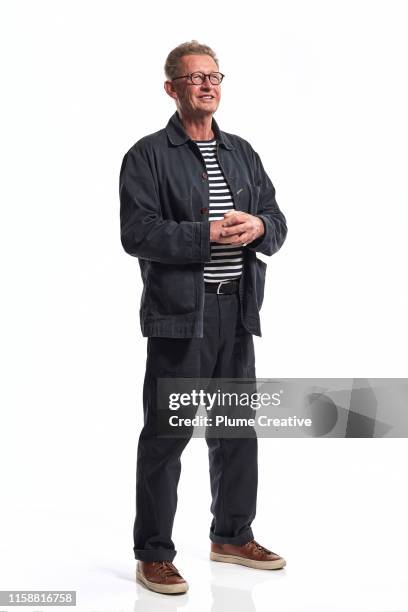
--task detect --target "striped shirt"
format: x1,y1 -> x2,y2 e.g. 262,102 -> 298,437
194,138 -> 243,283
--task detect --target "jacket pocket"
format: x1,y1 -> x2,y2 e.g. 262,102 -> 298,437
255,257 -> 267,310
144,262 -> 196,316
234,183 -> 260,214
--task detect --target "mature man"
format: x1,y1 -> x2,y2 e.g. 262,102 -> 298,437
119,41 -> 288,595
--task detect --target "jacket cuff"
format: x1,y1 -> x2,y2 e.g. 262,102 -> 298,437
198,221 -> 211,262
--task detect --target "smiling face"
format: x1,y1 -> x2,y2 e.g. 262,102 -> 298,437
164,54 -> 222,119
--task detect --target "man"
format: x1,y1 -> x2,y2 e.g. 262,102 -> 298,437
119,40 -> 288,595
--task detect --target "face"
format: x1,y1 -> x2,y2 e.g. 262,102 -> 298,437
164,54 -> 222,118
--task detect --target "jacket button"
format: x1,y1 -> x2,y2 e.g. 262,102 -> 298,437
200,207 -> 209,214
202,172 -> 208,179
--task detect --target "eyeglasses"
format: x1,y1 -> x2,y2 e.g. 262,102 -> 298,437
172,71 -> 225,85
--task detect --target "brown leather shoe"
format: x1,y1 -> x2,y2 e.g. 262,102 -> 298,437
136,561 -> 189,594
210,539 -> 286,570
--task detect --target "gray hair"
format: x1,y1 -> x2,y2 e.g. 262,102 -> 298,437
164,40 -> 219,81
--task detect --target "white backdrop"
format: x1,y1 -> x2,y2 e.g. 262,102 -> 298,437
1,1 -> 407,611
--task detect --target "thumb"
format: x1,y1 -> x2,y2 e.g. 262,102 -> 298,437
222,210 -> 238,224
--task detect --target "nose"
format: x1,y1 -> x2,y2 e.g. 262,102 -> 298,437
199,75 -> 217,90
199,77 -> 214,93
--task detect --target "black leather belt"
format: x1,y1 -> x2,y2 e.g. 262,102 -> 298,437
204,280 -> 240,294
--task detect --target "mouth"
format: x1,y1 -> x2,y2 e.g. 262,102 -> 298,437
198,95 -> 215,100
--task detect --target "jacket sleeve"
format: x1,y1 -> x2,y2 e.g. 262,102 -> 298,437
119,145 -> 211,264
246,150 -> 288,256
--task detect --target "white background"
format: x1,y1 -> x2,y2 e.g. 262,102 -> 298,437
1,1 -> 407,611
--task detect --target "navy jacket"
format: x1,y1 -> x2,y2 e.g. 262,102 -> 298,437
119,110 -> 287,338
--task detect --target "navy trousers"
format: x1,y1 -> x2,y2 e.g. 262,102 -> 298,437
133,290 -> 258,561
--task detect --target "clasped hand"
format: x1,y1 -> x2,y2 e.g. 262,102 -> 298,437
210,211 -> 264,246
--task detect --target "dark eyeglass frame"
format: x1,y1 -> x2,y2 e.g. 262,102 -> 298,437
171,71 -> 225,85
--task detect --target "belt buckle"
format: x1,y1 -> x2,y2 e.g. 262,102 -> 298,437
216,280 -> 230,295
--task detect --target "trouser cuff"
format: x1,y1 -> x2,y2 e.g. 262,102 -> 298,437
209,526 -> 254,546
134,547 -> 176,562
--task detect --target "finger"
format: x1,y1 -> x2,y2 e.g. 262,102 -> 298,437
222,212 -> 246,226
221,222 -> 250,236
214,234 -> 245,244
226,231 -> 251,246
217,232 -> 248,245
223,210 -> 246,218
239,232 -> 252,246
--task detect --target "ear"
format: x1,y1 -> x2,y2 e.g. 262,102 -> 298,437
164,80 -> 178,101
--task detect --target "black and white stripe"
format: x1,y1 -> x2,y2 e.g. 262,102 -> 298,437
194,138 -> 243,283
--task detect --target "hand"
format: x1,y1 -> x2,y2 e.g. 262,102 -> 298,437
215,211 -> 265,246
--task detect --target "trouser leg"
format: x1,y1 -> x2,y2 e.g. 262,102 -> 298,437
205,293 -> 259,545
133,297 -> 219,562
132,376 -> 189,561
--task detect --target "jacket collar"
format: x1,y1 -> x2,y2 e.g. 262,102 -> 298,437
165,110 -> 234,150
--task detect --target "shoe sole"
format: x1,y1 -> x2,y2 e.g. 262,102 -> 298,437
136,569 -> 188,595
210,552 -> 286,570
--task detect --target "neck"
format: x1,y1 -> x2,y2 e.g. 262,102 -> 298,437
177,110 -> 214,141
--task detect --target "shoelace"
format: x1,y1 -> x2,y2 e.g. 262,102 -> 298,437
152,561 -> 181,577
247,539 -> 272,555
